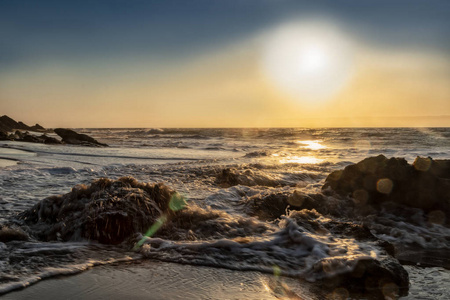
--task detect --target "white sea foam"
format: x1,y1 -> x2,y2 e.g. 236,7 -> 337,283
0,128 -> 449,297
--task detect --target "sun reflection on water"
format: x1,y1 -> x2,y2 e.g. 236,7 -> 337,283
295,140 -> 326,150
280,156 -> 323,164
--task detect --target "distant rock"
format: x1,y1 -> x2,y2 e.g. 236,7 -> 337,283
30,123 -> 45,131
0,115 -> 45,133
0,115 -> 46,133
54,128 -> 108,147
0,115 -> 108,146
39,134 -> 61,144
323,155 -> 450,221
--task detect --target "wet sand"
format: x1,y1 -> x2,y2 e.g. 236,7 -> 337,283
2,260 -> 326,300
0,159 -> 17,168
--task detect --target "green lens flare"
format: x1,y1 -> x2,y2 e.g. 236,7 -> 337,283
133,215 -> 168,250
169,193 -> 187,212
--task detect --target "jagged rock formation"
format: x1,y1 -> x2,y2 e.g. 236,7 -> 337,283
54,128 -> 108,147
0,115 -> 58,144
0,115 -> 45,133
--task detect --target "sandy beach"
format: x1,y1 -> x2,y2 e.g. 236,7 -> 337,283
3,260 -> 327,300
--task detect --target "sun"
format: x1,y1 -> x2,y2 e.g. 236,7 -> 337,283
261,21 -> 355,103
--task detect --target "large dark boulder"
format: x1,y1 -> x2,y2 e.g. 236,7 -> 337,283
54,128 -> 108,147
323,155 -> 450,221
315,256 -> 409,297
18,177 -> 180,244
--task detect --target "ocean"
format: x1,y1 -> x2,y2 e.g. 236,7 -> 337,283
0,128 -> 449,299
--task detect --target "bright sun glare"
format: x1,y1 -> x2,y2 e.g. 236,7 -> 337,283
296,140 -> 326,150
262,21 -> 355,103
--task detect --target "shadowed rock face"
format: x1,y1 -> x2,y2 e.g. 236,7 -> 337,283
315,256 -> 409,297
0,115 -> 54,143
18,177 -> 177,244
54,128 -> 108,147
323,155 -> 450,221
0,115 -> 46,133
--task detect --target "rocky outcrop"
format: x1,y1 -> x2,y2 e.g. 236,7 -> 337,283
0,115 -> 56,144
323,155 -> 450,221
1,130 -> 61,144
54,128 -> 108,147
18,177 -> 181,244
0,115 -> 46,133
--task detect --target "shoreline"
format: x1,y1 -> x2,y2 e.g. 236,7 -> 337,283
3,259 -> 449,299
1,260 -> 327,300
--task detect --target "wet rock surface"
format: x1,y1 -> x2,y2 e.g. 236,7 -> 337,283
323,155 -> 450,222
317,256 -> 409,298
0,115 -> 56,144
18,177 -> 177,244
54,128 -> 108,147
216,167 -> 283,187
0,225 -> 29,242
9,175 -> 413,297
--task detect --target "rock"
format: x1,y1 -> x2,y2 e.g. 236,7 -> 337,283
216,168 -> 282,187
316,256 -> 409,297
39,134 -> 62,144
54,128 -> 108,147
0,225 -> 29,242
14,130 -> 24,139
17,121 -> 29,130
0,115 -> 21,131
323,155 -> 450,221
0,131 -> 8,140
18,177 -> 180,244
21,134 -> 41,143
30,123 -> 45,131
0,115 -> 47,133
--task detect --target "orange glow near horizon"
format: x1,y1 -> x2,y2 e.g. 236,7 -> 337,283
1,19 -> 449,128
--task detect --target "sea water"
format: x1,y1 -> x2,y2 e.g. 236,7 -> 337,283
0,128 -> 449,298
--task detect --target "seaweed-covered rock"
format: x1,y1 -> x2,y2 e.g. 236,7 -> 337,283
216,168 -> 282,187
18,177 -> 180,244
323,155 -> 450,221
54,128 -> 108,147
244,189 -> 354,221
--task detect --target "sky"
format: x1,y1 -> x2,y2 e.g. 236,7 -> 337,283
1,0 -> 449,128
